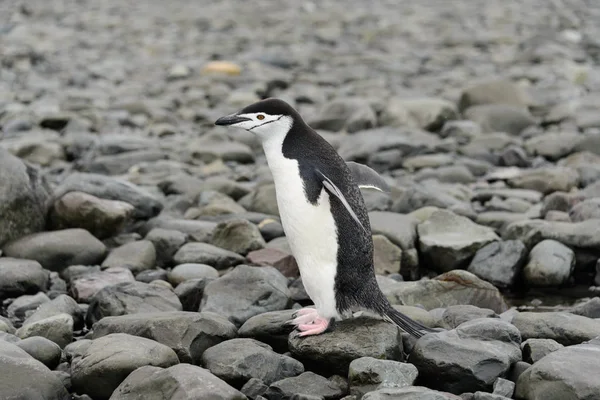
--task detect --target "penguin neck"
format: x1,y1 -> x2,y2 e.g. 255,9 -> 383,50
261,119 -> 298,177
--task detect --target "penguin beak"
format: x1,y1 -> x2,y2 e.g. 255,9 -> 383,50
215,113 -> 251,126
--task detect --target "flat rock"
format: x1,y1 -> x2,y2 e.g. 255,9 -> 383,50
210,219 -> 266,255
110,364 -> 247,400
417,210 -> 499,272
93,311 -> 237,363
16,313 -> 74,348
408,318 -> 522,394
173,242 -> 245,270
3,229 -> 107,272
50,191 -> 135,239
86,281 -> 182,326
0,341 -> 69,400
288,316 -> 403,376
503,218 -> 600,249
201,338 -> 304,388
440,305 -> 498,329
523,240 -> 574,287
511,312 -> 600,345
362,386 -> 462,400
238,309 -> 296,353
458,79 -> 531,112
71,267 -> 135,303
521,338 -> 564,364
141,217 -> 216,242
507,167 -> 579,195
201,265 -> 291,327
71,333 -> 179,400
467,240 -> 528,288
101,240 -> 156,274
0,257 -> 49,300
515,339 -> 600,400
348,356 -> 418,397
265,371 -> 345,400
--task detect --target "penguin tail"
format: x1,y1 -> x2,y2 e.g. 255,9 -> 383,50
382,306 -> 437,338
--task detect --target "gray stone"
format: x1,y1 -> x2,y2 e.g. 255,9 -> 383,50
467,240 -> 528,288
246,247 -> 299,278
373,235 -> 402,275
141,218 -> 216,242
71,333 -> 179,400
0,341 -> 69,400
238,310 -> 296,354
0,258 -> 49,300
16,336 -> 62,369
0,149 -> 51,247
515,339 -> 600,400
523,240 -> 575,287
492,378 -> 514,398
288,316 -> 403,376
507,167 -> 579,195
210,219 -> 266,256
240,183 -> 279,216
348,357 -> 418,397
408,318 -> 522,394
50,191 -> 135,239
265,371 -> 345,400
362,386 -> 462,400
369,212 -> 419,278
512,312 -> 600,345
16,313 -> 74,349
458,79 -> 531,112
173,242 -> 245,270
241,378 -> 268,399
381,97 -> 458,132
7,292 -> 51,320
92,311 -> 237,364
309,98 -> 376,133
110,364 -> 247,400
201,338 -> 304,388
464,104 -> 535,135
86,281 -> 182,326
174,278 -> 214,312
71,267 -> 135,303
23,294 -> 84,331
570,297 -> 600,319
144,228 -> 188,268
167,263 -> 219,286
417,210 -> 499,272
201,265 -> 291,327
101,240 -> 156,274
521,338 -> 564,364
503,218 -> 600,250
3,229 -> 107,272
440,305 -> 498,329
524,131 -> 581,161
569,198 -> 600,222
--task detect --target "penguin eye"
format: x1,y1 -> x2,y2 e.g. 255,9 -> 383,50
257,114 -> 265,120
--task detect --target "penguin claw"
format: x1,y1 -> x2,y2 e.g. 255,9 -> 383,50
290,313 -> 319,326
297,317 -> 329,336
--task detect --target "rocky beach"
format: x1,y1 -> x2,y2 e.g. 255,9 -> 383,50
1,0 -> 600,399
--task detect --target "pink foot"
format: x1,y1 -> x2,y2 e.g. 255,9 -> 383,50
290,307 -> 318,326
297,317 -> 329,337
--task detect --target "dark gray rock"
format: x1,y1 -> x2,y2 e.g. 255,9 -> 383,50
101,240 -> 156,274
201,338 -> 304,388
408,318 -> 522,394
173,242 -> 245,270
0,258 -> 49,300
23,294 -> 84,331
110,364 -> 247,400
515,339 -> 600,400
511,312 -> 600,345
174,278 -> 214,312
2,229 -> 107,272
265,371 -> 345,400
86,281 -> 182,326
467,240 -> 528,288
0,341 -> 69,400
16,336 -> 62,369
440,305 -> 498,329
0,149 -> 51,247
71,333 -> 179,400
16,313 -> 74,348
288,316 -> 403,376
210,219 -> 266,256
92,311 -> 237,363
135,268 -> 168,283
521,338 -> 564,364
523,240 -> 575,287
238,310 -> 296,353
362,386 -> 462,400
52,172 -> 163,219
348,356 -> 418,398
144,228 -> 188,268
241,377 -> 268,399
201,266 -> 291,327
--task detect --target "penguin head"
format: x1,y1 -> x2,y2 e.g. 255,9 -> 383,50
215,98 -> 300,141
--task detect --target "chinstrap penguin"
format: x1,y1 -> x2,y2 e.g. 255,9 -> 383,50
215,98 -> 434,338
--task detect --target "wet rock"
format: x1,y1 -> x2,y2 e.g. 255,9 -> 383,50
467,240 -> 528,288
93,311 -> 237,363
0,149 -> 51,247
211,219 -> 266,256
288,316 -> 403,376
521,338 -> 564,364
0,341 -> 69,400
86,281 -> 182,326
49,191 -> 135,239
515,339 -> 600,400
173,242 -> 245,270
71,267 -> 135,303
16,336 -> 62,369
101,240 -> 156,274
265,371 -> 345,400
309,98 -> 376,133
144,228 -> 188,268
417,210 -> 499,272
523,239 -> 575,287
167,263 -> 219,286
16,313 -> 74,348
348,357 -> 418,398
458,79 -> 531,112
512,311 -> 600,345
201,265 -> 291,327
238,309 -> 296,353
201,338 -> 304,388
110,364 -> 247,400
408,318 -> 521,394
0,258 -> 49,300
464,104 -> 535,135
3,229 -> 107,272
71,333 -> 179,400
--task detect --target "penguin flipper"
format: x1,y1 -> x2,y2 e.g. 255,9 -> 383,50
346,161 -> 391,193
315,169 -> 367,233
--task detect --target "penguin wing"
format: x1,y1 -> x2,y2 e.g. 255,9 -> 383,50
315,169 -> 367,233
346,161 -> 391,193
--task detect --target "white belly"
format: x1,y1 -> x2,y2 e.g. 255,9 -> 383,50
263,143 -> 340,319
